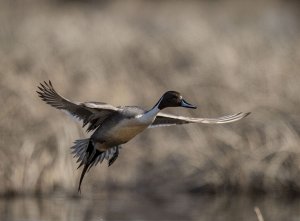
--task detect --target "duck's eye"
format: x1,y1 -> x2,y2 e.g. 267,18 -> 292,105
172,96 -> 178,100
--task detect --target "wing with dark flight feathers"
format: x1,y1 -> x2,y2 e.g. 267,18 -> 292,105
37,81 -> 121,132
150,112 -> 250,128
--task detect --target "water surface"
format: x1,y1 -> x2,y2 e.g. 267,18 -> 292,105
1,193 -> 299,221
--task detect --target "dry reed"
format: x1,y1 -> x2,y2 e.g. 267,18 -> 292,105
0,0 -> 299,196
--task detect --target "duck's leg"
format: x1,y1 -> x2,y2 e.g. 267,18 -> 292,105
108,146 -> 120,167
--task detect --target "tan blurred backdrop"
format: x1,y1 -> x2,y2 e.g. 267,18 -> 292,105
0,0 -> 299,197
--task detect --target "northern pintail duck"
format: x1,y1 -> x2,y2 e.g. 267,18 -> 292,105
37,81 -> 250,192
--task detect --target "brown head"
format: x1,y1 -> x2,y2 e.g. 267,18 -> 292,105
157,91 -> 197,110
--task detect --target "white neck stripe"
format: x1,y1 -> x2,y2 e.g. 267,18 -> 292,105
153,96 -> 163,110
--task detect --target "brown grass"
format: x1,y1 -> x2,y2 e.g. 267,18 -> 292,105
0,0 -> 300,196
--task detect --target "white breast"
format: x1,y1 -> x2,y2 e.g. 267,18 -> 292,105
99,106 -> 161,145
136,106 -> 160,124
105,118 -> 148,144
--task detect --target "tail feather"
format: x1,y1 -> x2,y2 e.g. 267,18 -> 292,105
76,140 -> 100,192
71,138 -> 90,159
78,148 -> 104,192
71,138 -> 122,192
78,163 -> 89,193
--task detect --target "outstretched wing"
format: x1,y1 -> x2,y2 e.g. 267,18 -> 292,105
149,112 -> 250,128
37,81 -> 120,132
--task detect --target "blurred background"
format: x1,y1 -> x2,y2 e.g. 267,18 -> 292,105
0,0 -> 300,220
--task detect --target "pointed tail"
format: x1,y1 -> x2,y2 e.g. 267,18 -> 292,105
71,139 -> 121,192
72,139 -> 105,192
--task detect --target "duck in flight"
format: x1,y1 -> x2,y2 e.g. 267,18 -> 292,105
37,81 -> 250,192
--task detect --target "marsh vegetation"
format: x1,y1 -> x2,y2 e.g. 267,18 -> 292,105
0,0 -> 300,220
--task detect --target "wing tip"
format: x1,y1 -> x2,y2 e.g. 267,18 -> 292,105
37,80 -> 50,93
226,111 -> 251,122
37,80 -> 54,91
37,80 -> 59,101
242,112 -> 251,118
